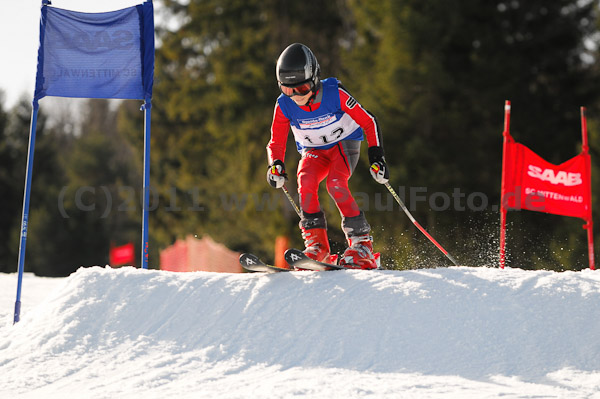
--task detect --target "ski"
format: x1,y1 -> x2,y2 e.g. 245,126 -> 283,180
241,249 -> 382,273
239,253 -> 293,273
284,248 -> 345,271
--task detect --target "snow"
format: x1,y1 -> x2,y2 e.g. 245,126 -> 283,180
1,266 -> 600,398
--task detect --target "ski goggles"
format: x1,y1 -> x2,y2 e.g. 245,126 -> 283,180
279,81 -> 314,97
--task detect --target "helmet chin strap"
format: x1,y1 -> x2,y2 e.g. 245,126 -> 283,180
303,91 -> 317,106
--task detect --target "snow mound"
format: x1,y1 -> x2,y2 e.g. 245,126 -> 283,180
1,266 -> 600,398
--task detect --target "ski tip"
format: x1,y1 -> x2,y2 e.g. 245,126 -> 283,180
284,248 -> 305,264
239,253 -> 294,273
239,253 -> 260,265
284,248 -> 313,270
284,248 -> 344,271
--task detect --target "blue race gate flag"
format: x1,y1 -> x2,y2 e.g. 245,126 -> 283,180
14,1 -> 155,324
34,1 -> 154,102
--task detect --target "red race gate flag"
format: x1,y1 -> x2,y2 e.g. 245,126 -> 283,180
110,242 -> 135,266
499,101 -> 595,270
501,141 -> 591,219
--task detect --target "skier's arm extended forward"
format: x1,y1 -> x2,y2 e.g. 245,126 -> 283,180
266,102 -> 290,188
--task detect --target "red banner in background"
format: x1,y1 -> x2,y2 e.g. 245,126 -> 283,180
159,235 -> 242,273
501,139 -> 591,219
500,101 -> 595,270
110,242 -> 135,266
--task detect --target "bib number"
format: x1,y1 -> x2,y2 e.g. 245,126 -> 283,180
308,127 -> 345,145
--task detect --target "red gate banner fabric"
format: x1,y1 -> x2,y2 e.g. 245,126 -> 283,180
501,138 -> 591,219
110,242 -> 135,266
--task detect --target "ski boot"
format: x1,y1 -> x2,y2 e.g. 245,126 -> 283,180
301,227 -> 331,263
339,212 -> 377,269
299,211 -> 330,263
339,234 -> 378,269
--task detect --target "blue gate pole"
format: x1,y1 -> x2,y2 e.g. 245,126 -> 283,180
14,101 -> 40,324
141,101 -> 152,269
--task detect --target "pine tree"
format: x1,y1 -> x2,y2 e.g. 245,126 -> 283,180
141,0 -> 349,262
341,0 -> 600,269
0,93 -> 16,272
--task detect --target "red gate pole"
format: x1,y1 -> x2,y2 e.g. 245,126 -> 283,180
580,107 -> 595,270
499,100 -> 512,269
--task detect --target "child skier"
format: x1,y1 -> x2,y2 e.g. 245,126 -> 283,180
266,43 -> 389,269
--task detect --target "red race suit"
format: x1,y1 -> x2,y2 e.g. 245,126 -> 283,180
267,78 -> 382,217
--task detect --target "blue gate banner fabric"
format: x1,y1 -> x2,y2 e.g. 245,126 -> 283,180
34,1 -> 154,102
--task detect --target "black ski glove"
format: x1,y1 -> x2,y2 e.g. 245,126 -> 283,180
368,146 -> 389,184
266,160 -> 288,188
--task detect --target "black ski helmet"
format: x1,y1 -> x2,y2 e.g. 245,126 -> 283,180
276,43 -> 320,89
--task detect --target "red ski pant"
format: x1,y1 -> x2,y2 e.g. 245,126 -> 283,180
297,141 -> 361,218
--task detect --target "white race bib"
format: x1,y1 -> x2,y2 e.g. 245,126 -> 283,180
291,113 -> 360,147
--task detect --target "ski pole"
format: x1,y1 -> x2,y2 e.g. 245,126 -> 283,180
281,185 -> 302,218
384,183 -> 459,266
